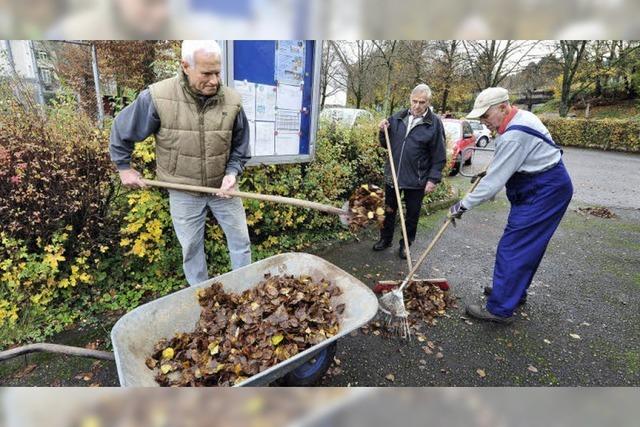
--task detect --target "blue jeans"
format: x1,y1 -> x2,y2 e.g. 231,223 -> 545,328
168,190 -> 252,286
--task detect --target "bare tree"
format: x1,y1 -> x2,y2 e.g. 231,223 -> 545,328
330,40 -> 375,109
319,42 -> 341,108
372,40 -> 399,116
462,40 -> 540,92
428,40 -> 466,113
556,40 -> 589,117
504,54 -> 562,111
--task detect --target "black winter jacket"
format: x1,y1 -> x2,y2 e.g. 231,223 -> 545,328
379,108 -> 447,189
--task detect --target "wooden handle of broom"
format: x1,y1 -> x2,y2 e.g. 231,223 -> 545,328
398,167 -> 487,292
383,126 -> 413,270
142,179 -> 348,216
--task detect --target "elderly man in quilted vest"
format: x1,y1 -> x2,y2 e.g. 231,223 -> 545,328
109,40 -> 252,286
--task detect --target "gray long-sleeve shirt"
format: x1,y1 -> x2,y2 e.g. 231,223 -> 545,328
109,89 -> 251,176
462,109 -> 562,210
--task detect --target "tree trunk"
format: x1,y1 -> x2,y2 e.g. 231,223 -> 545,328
383,69 -> 392,116
440,88 -> 449,114
559,102 -> 569,117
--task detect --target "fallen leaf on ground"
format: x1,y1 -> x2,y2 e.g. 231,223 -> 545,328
84,341 -> 99,350
569,333 -> 581,340
74,372 -> 93,381
385,374 -> 395,382
13,364 -> 37,379
476,369 -> 486,378
528,365 -> 539,373
543,339 -> 551,345
435,352 -> 444,359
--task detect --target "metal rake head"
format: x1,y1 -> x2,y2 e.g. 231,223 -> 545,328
378,289 -> 411,339
338,200 -> 353,228
379,289 -> 407,317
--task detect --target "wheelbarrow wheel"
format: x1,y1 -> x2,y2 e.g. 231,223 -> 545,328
281,341 -> 337,386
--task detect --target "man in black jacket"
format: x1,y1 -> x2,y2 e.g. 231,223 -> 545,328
374,84 -> 447,259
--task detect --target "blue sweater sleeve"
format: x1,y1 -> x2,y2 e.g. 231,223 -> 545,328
109,90 -> 160,170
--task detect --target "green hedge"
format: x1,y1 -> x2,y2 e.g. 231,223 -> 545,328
542,118 -> 640,152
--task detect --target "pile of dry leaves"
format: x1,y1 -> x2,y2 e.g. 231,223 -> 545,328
347,184 -> 386,231
363,281 -> 457,338
404,281 -> 457,326
577,206 -> 616,219
146,274 -> 344,386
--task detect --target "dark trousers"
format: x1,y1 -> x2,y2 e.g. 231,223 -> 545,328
380,184 -> 425,245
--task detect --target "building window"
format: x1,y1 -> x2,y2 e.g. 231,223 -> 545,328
41,69 -> 52,85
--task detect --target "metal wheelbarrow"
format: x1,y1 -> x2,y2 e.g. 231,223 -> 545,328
111,252 -> 379,386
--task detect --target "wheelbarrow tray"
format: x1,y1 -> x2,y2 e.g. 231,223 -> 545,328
111,252 -> 378,386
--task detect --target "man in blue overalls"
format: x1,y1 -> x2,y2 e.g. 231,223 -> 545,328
449,87 -> 573,324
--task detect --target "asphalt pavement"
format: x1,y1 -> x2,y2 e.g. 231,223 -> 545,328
314,146 -> 640,386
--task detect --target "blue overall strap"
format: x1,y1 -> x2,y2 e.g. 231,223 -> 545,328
505,124 -> 563,154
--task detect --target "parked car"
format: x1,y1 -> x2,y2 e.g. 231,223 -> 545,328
320,107 -> 373,128
442,118 -> 476,176
468,119 -> 492,147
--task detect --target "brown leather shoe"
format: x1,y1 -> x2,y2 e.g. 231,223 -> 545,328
465,304 -> 514,324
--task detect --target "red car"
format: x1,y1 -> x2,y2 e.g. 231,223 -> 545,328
442,118 -> 476,175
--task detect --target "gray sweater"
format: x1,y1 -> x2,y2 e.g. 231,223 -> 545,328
462,109 -> 562,210
109,89 -> 251,176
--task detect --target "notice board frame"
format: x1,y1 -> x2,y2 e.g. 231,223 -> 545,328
224,40 -> 322,166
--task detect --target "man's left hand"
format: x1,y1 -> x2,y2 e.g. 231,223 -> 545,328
424,181 -> 436,194
218,174 -> 236,198
448,200 -> 467,219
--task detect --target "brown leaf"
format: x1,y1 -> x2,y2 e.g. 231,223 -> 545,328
13,364 -> 37,379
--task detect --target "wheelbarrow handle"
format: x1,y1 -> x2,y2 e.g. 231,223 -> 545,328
142,179 -> 348,217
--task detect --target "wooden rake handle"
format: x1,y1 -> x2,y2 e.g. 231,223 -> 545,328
383,126 -> 413,270
398,169 -> 487,292
142,179 -> 348,217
